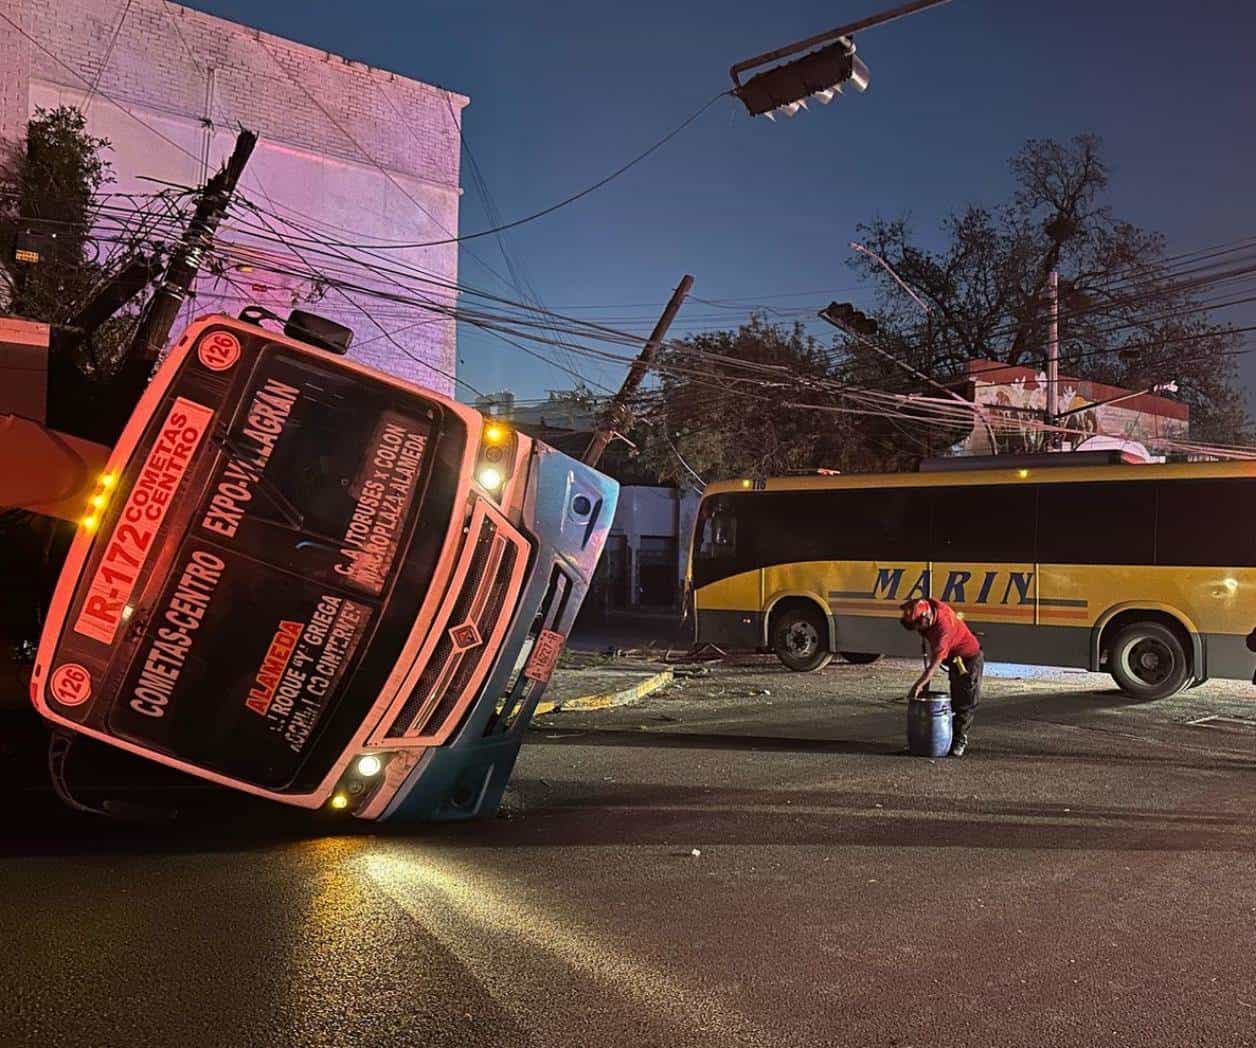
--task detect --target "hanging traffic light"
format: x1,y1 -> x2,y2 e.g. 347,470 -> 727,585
733,38 -> 870,119
821,301 -> 879,336
728,1 -> 955,121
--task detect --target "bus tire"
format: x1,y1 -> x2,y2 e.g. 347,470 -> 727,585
1109,621 -> 1190,700
772,605 -> 832,672
840,651 -> 882,665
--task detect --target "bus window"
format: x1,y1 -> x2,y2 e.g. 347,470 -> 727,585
704,497 -> 739,559
827,487 -> 931,560
1157,479 -> 1256,566
108,542 -> 375,790
1037,481 -> 1156,564
930,485 -> 1035,562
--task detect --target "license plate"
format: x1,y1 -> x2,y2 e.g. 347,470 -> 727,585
523,629 -> 565,683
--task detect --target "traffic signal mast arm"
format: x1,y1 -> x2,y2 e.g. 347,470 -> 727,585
819,302 -> 1000,453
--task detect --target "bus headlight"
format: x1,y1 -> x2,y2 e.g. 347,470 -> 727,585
475,421 -> 517,500
329,752 -> 395,812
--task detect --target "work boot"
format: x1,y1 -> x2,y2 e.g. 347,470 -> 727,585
949,734 -> 968,758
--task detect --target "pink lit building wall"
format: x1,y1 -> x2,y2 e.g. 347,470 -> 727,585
1,0 -> 467,394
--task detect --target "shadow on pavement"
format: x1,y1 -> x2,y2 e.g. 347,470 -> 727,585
6,751 -> 1254,860
527,725 -> 1254,773
4,683 -> 1252,860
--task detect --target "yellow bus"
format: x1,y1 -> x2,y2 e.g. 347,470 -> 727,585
689,455 -> 1256,699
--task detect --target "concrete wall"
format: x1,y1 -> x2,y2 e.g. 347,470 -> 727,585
2,0 -> 467,394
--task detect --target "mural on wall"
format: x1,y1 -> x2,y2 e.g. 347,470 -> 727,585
959,362 -> 1188,455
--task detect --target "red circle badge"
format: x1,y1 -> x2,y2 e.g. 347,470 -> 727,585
49,663 -> 93,707
198,330 -> 242,372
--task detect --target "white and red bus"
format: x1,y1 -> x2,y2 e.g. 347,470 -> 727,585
31,314 -> 617,820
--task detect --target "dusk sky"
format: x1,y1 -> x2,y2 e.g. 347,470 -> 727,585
187,0 -> 1256,403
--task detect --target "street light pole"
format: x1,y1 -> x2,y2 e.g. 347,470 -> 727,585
1046,270 -> 1060,438
835,245 -> 1001,453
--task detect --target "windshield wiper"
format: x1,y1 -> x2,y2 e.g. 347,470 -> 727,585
207,426 -> 306,532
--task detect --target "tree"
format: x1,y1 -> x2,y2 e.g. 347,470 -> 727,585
848,134 -> 1250,447
0,106 -> 150,383
0,106 -> 111,321
632,315 -> 940,485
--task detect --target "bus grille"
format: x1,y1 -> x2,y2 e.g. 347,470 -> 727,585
487,566 -> 572,735
384,510 -> 524,741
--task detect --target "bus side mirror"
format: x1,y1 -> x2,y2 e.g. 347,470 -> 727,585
286,310 -> 353,356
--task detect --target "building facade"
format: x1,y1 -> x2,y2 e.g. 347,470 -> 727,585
585,485 -> 701,615
1,0 -> 466,393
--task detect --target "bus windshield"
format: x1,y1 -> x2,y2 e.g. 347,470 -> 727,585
50,337 -> 460,791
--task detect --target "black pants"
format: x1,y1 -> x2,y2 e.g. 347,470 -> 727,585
947,651 -> 984,740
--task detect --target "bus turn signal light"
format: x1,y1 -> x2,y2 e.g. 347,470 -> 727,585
484,423 -> 507,444
330,793 -> 349,810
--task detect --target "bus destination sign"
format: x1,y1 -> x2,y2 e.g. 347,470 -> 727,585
74,397 -> 215,646
112,541 -> 374,786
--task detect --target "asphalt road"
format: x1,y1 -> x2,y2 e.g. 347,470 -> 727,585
3,658 -> 1255,1048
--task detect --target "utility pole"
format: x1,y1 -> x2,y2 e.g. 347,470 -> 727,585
1045,269 -> 1060,442
582,274 -> 694,468
95,130 -> 256,444
129,129 -> 257,364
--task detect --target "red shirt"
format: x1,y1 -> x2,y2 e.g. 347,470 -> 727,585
922,599 -> 980,661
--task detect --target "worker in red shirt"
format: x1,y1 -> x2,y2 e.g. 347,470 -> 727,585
900,598 -> 984,757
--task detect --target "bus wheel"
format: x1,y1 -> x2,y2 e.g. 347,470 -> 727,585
840,651 -> 882,665
772,605 -> 832,672
1109,622 -> 1190,700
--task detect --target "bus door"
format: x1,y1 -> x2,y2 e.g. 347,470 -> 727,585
929,485 -> 1037,656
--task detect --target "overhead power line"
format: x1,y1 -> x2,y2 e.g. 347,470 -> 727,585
291,91 -> 730,251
